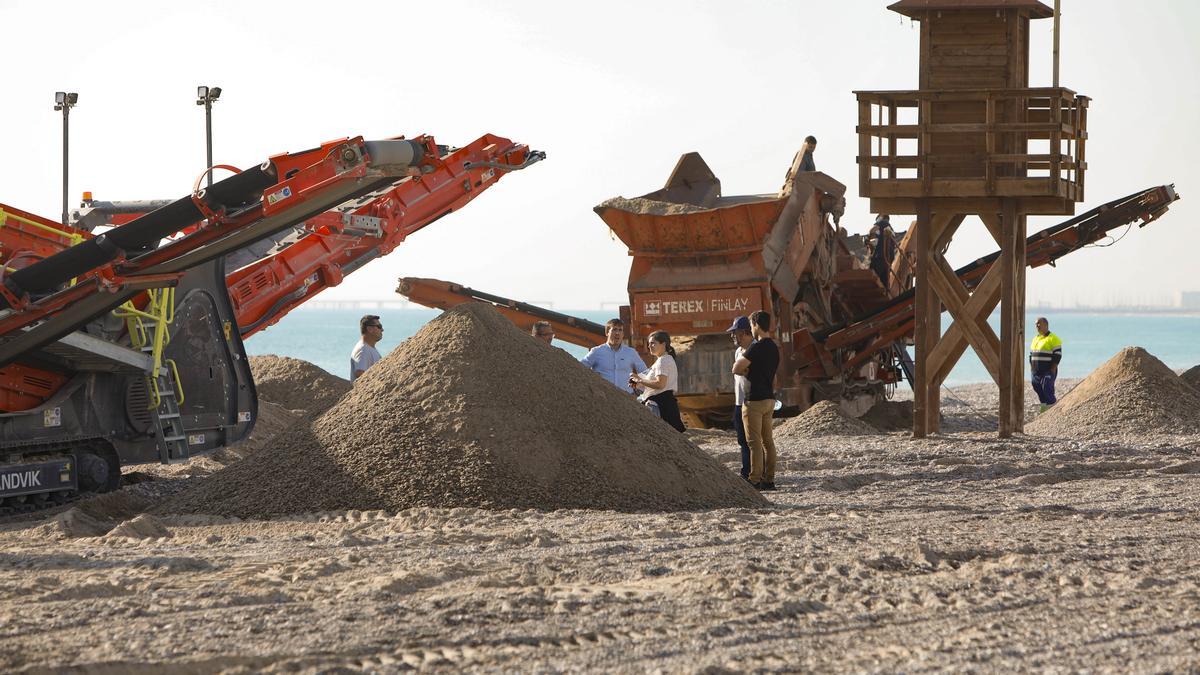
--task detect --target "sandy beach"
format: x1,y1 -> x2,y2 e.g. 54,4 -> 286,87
1,373 -> 1198,673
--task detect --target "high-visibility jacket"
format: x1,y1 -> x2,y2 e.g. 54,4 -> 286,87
1030,332 -> 1063,374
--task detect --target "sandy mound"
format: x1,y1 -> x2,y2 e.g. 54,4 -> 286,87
598,196 -> 707,216
1181,365 -> 1200,392
861,400 -> 915,432
1028,347 -> 1200,438
775,401 -> 880,441
106,514 -> 171,539
163,303 -> 766,516
248,355 -> 350,414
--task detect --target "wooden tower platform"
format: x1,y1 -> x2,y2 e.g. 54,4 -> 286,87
856,0 -> 1088,437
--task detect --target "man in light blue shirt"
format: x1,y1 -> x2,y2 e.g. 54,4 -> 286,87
581,319 -> 647,394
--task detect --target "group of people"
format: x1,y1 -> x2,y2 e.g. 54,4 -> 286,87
574,312 -> 781,492
347,305 -> 1061,485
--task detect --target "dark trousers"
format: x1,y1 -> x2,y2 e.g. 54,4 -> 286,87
733,404 -> 750,479
648,391 -> 686,432
1032,371 -> 1057,405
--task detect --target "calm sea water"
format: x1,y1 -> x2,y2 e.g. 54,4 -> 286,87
244,308 -> 1200,387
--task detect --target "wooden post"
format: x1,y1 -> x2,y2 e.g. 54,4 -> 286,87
998,199 -> 1025,437
1013,212 -> 1027,432
913,201 -> 934,438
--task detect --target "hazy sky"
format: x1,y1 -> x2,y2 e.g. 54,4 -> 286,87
3,0 -> 1197,309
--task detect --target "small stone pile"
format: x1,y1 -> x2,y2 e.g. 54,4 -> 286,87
1028,347 -> 1200,438
1181,364 -> 1200,392
163,303 -> 765,516
597,196 -> 707,216
248,355 -> 351,414
861,400 -> 915,432
774,400 -> 880,443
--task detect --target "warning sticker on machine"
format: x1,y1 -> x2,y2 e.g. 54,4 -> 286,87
43,407 -> 62,427
188,434 -> 206,446
238,411 -> 252,422
266,186 -> 293,205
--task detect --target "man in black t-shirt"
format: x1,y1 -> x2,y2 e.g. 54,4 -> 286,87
732,310 -> 780,490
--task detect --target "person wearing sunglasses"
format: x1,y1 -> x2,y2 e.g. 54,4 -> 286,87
351,314 -> 384,382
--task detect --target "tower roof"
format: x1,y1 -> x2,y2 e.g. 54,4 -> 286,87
887,0 -> 1054,19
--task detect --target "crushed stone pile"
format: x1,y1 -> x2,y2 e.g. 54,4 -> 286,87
248,355 -> 351,414
861,400 -> 915,432
163,303 -> 766,516
598,196 -> 708,216
1028,347 -> 1200,438
775,400 -> 880,441
1181,365 -> 1200,392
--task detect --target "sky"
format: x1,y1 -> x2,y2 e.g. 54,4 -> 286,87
2,0 -> 1197,310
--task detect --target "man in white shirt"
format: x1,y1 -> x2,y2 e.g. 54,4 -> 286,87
727,316 -> 754,480
350,314 -> 384,382
580,319 -> 646,394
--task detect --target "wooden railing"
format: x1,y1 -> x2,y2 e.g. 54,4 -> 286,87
855,87 -> 1088,202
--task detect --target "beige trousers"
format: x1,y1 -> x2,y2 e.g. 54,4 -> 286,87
742,399 -> 777,484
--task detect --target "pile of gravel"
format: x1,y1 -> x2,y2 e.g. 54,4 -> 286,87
597,196 -> 707,216
1181,365 -> 1200,392
775,400 -> 880,442
1028,347 -> 1200,438
163,303 -> 766,516
861,400 -> 915,432
248,355 -> 351,414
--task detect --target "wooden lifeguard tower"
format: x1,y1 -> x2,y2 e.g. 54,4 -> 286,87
856,0 -> 1088,437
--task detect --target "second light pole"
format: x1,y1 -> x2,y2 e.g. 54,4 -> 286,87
196,85 -> 222,187
54,91 -> 79,226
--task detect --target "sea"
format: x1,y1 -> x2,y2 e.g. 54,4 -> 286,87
243,308 -> 1200,387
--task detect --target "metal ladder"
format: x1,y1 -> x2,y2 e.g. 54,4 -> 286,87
115,288 -> 189,463
149,363 -> 188,463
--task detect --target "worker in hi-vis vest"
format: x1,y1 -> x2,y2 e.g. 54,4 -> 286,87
1029,317 -> 1063,413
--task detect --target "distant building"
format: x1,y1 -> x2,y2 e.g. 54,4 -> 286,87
1179,292 -> 1200,310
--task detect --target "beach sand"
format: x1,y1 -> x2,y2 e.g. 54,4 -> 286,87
1,376 -> 1198,673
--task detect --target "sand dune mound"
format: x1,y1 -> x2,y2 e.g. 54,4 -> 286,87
1028,347 -> 1200,438
249,355 -> 350,414
776,400 -> 880,441
1181,365 -> 1200,392
163,303 -> 765,516
861,400 -> 915,432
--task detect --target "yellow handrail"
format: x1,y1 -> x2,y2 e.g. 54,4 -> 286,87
0,207 -> 85,246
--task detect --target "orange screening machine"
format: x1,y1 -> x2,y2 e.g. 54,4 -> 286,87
0,131 -> 541,513
593,153 -> 904,423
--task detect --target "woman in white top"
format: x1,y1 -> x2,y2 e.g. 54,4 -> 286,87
630,330 -> 686,432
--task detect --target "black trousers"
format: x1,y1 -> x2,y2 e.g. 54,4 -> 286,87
648,391 -> 687,432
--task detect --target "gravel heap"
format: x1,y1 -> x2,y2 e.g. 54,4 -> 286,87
597,196 -> 707,216
1028,347 -> 1200,438
861,400 -> 915,432
248,355 -> 351,414
775,400 -> 880,442
1181,365 -> 1200,392
163,303 -> 765,516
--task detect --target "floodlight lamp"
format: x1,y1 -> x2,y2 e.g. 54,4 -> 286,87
55,92 -> 66,104
67,93 -> 78,105
197,85 -> 208,98
209,87 -> 221,99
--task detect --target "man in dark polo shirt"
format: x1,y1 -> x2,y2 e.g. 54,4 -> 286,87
732,310 -> 780,490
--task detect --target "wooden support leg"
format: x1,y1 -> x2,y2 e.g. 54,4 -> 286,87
1013,213 -> 1027,432
998,200 -> 1026,437
913,202 -> 935,438
929,295 -> 942,434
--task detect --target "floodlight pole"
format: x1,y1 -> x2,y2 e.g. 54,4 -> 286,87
54,92 -> 78,226
197,85 -> 221,187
